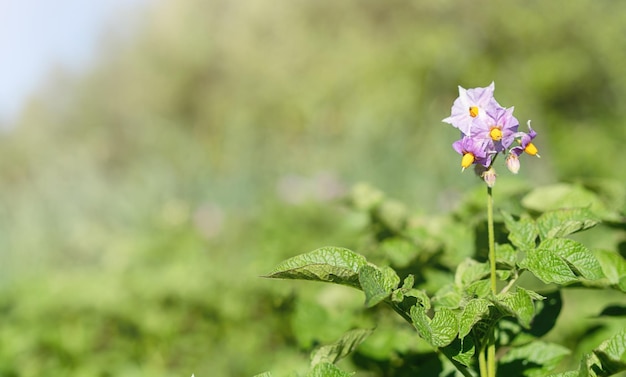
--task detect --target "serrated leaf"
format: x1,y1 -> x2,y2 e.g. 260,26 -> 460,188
595,250 -> 626,292
402,274 -> 415,290
496,288 -> 537,329
307,362 -> 354,377
398,288 -> 431,308
499,341 -> 571,377
310,329 -> 374,366
539,239 -> 604,281
502,211 -> 538,251
521,247 -> 578,285
433,284 -> 463,309
454,258 -> 490,287
265,247 -> 367,288
358,265 -> 400,307
496,243 -> 518,267
253,372 -> 272,377
458,298 -> 491,338
392,275 -> 428,305
466,279 -> 492,299
573,329 -> 626,377
537,208 -> 600,240
593,329 -> 626,374
410,305 -> 458,348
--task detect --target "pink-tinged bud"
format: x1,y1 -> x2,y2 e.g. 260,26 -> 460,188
506,154 -> 520,174
482,167 -> 497,188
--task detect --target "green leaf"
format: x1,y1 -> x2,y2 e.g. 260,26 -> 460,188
358,265 -> 400,307
502,211 -> 538,251
402,274 -> 415,290
393,287 -> 431,309
496,243 -> 518,267
307,362 -> 354,377
496,287 -> 537,329
376,199 -> 408,232
458,298 -> 491,338
380,238 -> 418,268
522,183 -> 609,217
454,258 -> 490,287
520,247 -> 578,285
265,247 -> 367,289
595,249 -> 626,292
593,328 -> 626,375
441,336 -> 476,367
410,305 -> 458,348
536,208 -> 600,240
539,239 -> 604,281
432,284 -> 463,309
499,341 -> 571,377
310,329 -> 374,367
466,279 -> 492,299
391,275 -> 430,306
567,329 -> 626,377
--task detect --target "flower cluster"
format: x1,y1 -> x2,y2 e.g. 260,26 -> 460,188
442,82 -> 539,186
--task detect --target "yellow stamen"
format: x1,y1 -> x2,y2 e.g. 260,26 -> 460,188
461,153 -> 475,170
469,106 -> 479,118
489,128 -> 503,141
524,142 -> 539,156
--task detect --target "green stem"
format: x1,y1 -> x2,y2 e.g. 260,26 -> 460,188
488,341 -> 496,377
479,348 -> 488,377
487,186 -> 497,377
487,186 -> 496,295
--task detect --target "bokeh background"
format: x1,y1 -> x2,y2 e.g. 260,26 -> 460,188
1,0 -> 625,376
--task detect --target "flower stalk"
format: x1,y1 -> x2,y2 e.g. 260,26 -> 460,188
487,186 -> 496,295
443,82 -> 541,377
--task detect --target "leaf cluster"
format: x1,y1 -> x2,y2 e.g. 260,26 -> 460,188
265,183 -> 626,376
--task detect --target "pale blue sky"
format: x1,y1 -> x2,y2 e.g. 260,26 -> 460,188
0,0 -> 152,123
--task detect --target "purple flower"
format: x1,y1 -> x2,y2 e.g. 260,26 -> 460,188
452,136 -> 492,170
473,106 -> 519,153
510,121 -> 540,157
442,82 -> 501,136
444,83 -> 539,182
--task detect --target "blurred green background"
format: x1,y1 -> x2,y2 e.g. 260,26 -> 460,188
1,0 -> 625,375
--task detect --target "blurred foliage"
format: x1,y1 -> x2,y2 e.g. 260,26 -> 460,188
0,0 -> 625,375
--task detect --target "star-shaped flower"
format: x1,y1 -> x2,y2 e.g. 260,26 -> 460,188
472,106 -> 519,153
452,136 -> 492,170
442,82 -> 501,136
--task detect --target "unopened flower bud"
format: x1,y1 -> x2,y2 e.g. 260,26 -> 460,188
482,167 -> 497,187
506,154 -> 520,174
